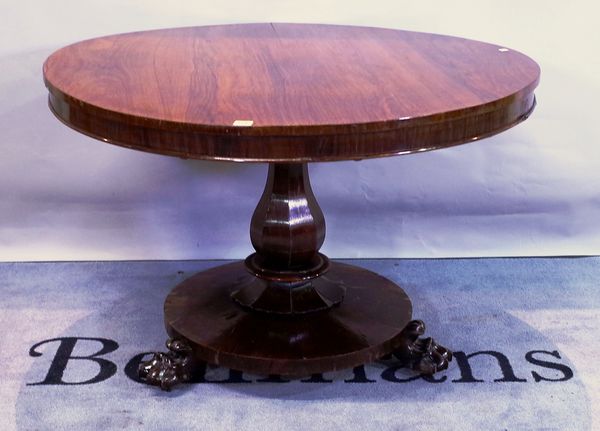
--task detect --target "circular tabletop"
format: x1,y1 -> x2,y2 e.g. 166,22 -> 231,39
43,23 -> 540,162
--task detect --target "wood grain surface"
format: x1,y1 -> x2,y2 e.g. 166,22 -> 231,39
43,23 -> 540,162
165,261 -> 413,376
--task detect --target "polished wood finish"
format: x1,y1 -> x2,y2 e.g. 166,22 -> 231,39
393,320 -> 452,374
43,23 -> 540,162
164,261 -> 412,376
138,339 -> 195,391
44,24 -> 540,385
235,162 -> 342,314
250,164 -> 324,269
230,266 -> 345,314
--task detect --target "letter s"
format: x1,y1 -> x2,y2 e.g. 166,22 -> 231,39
525,350 -> 574,382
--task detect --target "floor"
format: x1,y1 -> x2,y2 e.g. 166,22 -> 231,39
0,258 -> 598,430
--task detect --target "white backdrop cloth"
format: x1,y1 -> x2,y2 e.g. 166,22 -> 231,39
1,1 -> 599,261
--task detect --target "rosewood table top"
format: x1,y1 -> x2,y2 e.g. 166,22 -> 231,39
43,23 -> 540,162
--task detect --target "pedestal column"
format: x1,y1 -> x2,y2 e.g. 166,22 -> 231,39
232,163 -> 344,314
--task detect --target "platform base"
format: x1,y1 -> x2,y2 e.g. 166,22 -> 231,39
138,261 -> 454,390
168,261 -> 412,373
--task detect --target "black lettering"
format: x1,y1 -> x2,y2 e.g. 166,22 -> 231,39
301,373 -> 333,383
525,350 -> 573,382
344,365 -> 376,383
28,337 -> 118,385
256,374 -> 290,383
452,351 -> 527,383
381,365 -> 446,383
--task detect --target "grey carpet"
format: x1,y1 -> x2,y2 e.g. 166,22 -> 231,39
1,258 -> 598,430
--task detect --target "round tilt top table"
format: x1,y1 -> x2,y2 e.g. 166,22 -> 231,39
43,23 -> 540,390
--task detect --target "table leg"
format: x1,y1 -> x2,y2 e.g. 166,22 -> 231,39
139,163 -> 451,390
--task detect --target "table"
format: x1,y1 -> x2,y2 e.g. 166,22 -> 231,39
43,23 -> 540,390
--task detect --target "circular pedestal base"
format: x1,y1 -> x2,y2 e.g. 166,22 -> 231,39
165,261 -> 412,376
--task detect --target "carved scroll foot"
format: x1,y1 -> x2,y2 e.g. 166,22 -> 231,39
393,320 -> 452,374
138,338 -> 194,391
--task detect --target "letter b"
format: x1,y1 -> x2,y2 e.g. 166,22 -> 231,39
28,337 -> 118,385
